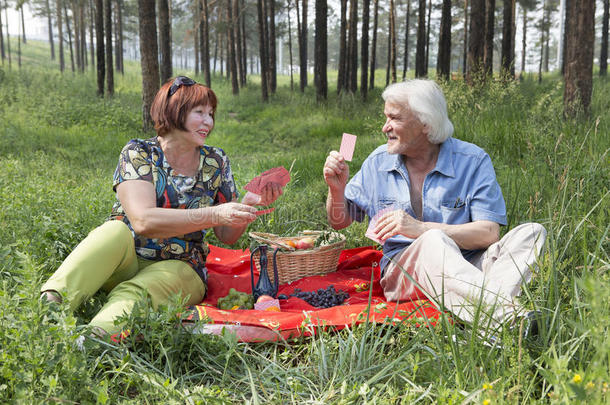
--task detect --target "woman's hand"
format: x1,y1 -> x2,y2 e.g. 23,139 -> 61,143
241,182 -> 283,206
323,151 -> 349,193
213,202 -> 257,227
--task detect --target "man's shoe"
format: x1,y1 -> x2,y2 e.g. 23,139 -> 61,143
520,310 -> 542,341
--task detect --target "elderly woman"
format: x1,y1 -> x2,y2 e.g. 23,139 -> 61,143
41,76 -> 281,336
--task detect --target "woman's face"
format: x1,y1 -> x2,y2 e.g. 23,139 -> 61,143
181,104 -> 215,147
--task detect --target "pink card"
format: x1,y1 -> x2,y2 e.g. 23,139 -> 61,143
365,206 -> 396,244
244,166 -> 291,195
339,133 -> 357,161
255,207 -> 275,216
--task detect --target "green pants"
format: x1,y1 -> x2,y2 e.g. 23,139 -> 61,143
41,220 -> 206,334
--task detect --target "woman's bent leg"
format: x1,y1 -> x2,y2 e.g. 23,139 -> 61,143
88,260 -> 206,334
40,221 -> 139,311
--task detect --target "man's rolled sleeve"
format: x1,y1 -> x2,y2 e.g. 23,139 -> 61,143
469,154 -> 507,225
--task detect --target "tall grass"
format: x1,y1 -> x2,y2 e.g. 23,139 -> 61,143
0,40 -> 608,403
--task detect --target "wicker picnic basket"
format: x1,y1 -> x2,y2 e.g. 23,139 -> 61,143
249,230 -> 346,285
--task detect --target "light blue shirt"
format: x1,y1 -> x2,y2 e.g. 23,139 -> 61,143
345,137 -> 507,270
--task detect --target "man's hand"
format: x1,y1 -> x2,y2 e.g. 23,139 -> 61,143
323,151 -> 349,193
213,202 -> 257,226
241,182 -> 283,206
374,209 -> 425,241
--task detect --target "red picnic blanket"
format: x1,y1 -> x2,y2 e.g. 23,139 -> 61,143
184,245 -> 443,342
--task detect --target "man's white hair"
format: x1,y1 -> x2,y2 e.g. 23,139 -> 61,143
381,79 -> 454,144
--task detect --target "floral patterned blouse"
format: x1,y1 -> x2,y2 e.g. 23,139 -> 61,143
108,137 -> 239,284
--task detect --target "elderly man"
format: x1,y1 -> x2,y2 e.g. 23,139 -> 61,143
324,79 -> 546,326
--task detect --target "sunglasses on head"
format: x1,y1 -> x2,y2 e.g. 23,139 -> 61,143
168,76 -> 196,97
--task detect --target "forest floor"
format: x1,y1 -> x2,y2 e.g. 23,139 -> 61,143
0,39 -> 608,403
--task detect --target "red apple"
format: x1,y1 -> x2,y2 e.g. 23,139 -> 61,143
295,237 -> 315,250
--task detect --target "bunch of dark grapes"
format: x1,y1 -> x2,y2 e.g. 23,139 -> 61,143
278,285 -> 349,308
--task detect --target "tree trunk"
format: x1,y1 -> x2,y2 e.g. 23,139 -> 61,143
64,1 -> 75,72
158,0 -> 172,83
463,0 -> 468,76
0,1 -> 5,62
415,0 -> 426,77
116,0 -> 124,74
20,5 -> 26,44
46,0 -> 54,60
360,0 -> 370,99
501,0 -> 515,78
437,0 -> 451,80
104,0 -> 113,94
89,0 -> 95,70
227,0 -> 239,94
234,0 -> 245,85
202,0 -> 211,86
288,0 -> 294,90
81,3 -> 87,69
72,0 -> 81,72
564,0 -> 594,116
601,0 -> 609,76
520,4 -> 526,74
58,0 -> 65,72
466,0 -> 485,84
138,0 -> 160,130
347,0 -> 358,92
403,0 -> 411,79
424,0 -> 431,76
389,0 -> 397,82
314,0 -> 327,100
240,0 -> 247,80
4,3 -> 10,69
543,5 -> 550,73
369,0 -> 379,89
299,0 -> 308,91
483,0 -> 495,75
268,0 -> 277,93
17,7 -> 21,68
386,19 -> 391,86
337,0 -> 347,93
257,0 -> 269,100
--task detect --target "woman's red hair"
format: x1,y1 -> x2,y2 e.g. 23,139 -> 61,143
150,78 -> 218,136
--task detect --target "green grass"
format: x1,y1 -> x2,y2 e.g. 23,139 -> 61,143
0,39 -> 609,403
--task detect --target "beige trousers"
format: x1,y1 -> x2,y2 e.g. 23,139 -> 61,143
380,223 -> 547,324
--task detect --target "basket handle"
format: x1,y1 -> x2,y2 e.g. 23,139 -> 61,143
249,232 -> 296,251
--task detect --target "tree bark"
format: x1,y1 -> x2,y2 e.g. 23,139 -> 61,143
116,0 -> 124,74
389,0 -> 397,82
466,0 -> 485,84
202,0 -> 211,86
105,0 -> 114,94
601,0 -> 609,76
288,0 -> 294,90
95,0 -> 104,92
138,0 -> 160,130
403,0 -> 411,79
314,0 -> 327,100
299,0 -> 308,91
369,0 -> 378,89
424,0 -> 431,76
89,0 -> 95,70
520,2 -> 527,74
564,0 -> 595,116
58,0 -> 66,72
158,0 -> 172,83
501,0 -> 515,78
4,3 -> 10,69
234,0 -> 245,85
483,0 -> 495,75
437,0 -> 451,80
337,0 -> 347,93
63,1 -> 75,72
462,0 -> 468,76
45,0 -> 54,60
257,0 -> 269,100
268,0 -> 277,93
227,0 -> 239,94
415,0 -> 426,77
0,0 -> 5,62
347,0 -> 358,92
71,0 -> 81,72
360,0 -> 370,99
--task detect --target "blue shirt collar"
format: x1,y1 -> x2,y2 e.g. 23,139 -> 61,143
377,137 -> 456,178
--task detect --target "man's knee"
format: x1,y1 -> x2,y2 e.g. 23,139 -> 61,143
509,222 -> 547,247
419,228 -> 450,243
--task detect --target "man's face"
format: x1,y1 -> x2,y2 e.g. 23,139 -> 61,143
382,101 -> 429,155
